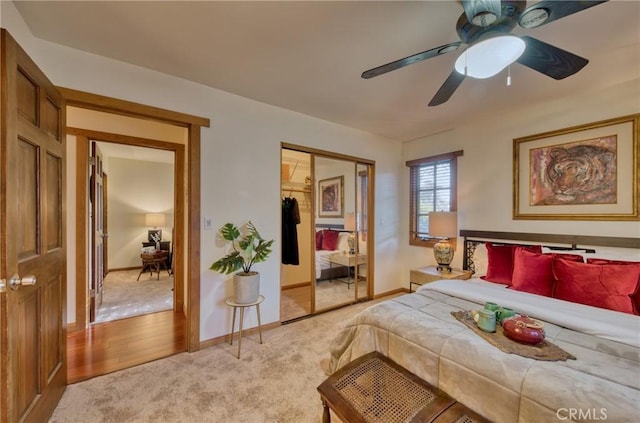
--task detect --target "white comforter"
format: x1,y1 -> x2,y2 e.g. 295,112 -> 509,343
426,279 -> 640,348
329,280 -> 640,423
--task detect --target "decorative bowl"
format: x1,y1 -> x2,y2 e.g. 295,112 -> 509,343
502,315 -> 545,345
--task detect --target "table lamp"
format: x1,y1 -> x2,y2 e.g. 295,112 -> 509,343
429,211 -> 457,272
344,212 -> 356,254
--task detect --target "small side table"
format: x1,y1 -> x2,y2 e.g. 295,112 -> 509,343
409,265 -> 472,292
225,295 -> 265,359
137,251 -> 170,281
327,253 -> 367,289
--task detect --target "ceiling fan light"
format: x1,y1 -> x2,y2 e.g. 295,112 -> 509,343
454,35 -> 525,79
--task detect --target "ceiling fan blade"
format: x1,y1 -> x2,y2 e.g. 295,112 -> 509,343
361,42 -> 462,79
516,36 -> 588,80
428,71 -> 466,107
518,0 -> 608,29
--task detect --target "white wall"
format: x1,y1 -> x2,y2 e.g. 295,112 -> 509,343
107,157 -> 174,269
2,2 -> 403,342
401,78 -> 640,276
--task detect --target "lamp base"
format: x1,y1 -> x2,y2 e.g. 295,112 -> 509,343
436,264 -> 452,273
434,238 -> 454,273
347,232 -> 356,255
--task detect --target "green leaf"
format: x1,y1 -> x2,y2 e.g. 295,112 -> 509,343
219,223 -> 240,242
210,251 -> 244,274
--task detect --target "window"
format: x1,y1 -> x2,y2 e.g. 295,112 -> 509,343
407,150 -> 462,247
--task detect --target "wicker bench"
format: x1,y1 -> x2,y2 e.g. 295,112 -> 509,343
318,352 -> 489,423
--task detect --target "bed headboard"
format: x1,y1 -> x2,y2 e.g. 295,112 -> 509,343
315,224 -> 345,230
460,230 -> 640,274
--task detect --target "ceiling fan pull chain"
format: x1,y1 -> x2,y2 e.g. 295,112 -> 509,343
464,51 -> 468,76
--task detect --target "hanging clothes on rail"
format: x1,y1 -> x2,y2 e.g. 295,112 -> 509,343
282,196 -> 300,265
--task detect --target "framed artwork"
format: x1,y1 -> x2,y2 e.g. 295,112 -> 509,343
513,114 -> 639,220
148,229 -> 162,243
318,176 -> 344,218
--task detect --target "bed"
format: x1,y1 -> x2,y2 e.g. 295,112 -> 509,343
328,231 -> 640,422
315,227 -> 352,281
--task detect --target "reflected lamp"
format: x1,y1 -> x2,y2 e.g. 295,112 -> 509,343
344,212 -> 356,255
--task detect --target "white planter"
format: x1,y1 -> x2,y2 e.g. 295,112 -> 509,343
233,272 -> 260,304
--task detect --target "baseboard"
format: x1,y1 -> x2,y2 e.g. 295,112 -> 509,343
199,321 -> 281,350
108,266 -> 141,272
281,281 -> 311,290
374,287 -> 409,299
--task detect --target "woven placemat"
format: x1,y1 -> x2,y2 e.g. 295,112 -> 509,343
451,310 -> 576,361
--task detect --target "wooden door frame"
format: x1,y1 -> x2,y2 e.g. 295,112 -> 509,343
73,131 -> 185,321
61,88 -> 209,352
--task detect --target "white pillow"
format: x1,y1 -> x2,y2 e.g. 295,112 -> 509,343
337,232 -> 350,252
471,242 -> 488,277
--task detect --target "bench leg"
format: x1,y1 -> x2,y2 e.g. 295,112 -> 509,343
321,398 -> 331,423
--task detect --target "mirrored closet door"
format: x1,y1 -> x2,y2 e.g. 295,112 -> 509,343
280,145 -> 374,322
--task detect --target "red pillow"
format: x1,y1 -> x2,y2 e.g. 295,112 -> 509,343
315,230 -> 323,250
511,248 -> 554,296
482,243 -> 542,285
321,230 -> 339,251
586,258 -> 639,265
551,253 -> 584,263
586,258 -> 640,314
552,259 -> 640,315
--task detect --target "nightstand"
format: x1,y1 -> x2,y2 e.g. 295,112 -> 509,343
409,265 -> 472,292
328,252 -> 367,289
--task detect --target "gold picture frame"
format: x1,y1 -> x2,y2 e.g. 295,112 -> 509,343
318,176 -> 344,218
513,114 -> 639,221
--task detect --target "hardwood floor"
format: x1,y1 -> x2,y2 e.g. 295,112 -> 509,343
67,310 -> 187,384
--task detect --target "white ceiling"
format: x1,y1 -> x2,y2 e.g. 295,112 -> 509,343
13,1 -> 640,142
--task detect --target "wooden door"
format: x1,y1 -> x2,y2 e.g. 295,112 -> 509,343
102,172 -> 109,277
89,142 -> 104,322
0,30 -> 67,423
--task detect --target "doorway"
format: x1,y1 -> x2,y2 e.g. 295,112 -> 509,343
90,141 -> 176,324
280,145 -> 375,321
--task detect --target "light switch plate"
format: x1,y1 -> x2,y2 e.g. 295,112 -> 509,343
204,217 -> 213,230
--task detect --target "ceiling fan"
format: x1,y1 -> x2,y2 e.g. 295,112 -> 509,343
361,0 -> 608,106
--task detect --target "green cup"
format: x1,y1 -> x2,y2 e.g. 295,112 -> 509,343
484,302 -> 499,312
496,307 -> 516,324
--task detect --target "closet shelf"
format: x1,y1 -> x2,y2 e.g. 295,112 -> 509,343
282,182 -> 311,193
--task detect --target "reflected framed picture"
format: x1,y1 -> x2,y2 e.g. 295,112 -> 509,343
318,176 -> 344,218
513,114 -> 639,220
148,229 -> 162,242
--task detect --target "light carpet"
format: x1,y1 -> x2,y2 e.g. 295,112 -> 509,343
49,298 -> 395,422
95,269 -> 174,323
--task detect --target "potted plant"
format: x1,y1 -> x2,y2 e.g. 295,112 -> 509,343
210,221 -> 274,304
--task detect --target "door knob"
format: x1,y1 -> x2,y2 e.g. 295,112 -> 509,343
9,274 -> 37,290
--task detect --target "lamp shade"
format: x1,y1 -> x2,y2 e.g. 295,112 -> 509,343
429,212 -> 457,238
344,212 -> 356,232
454,35 -> 525,79
145,213 -> 166,227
